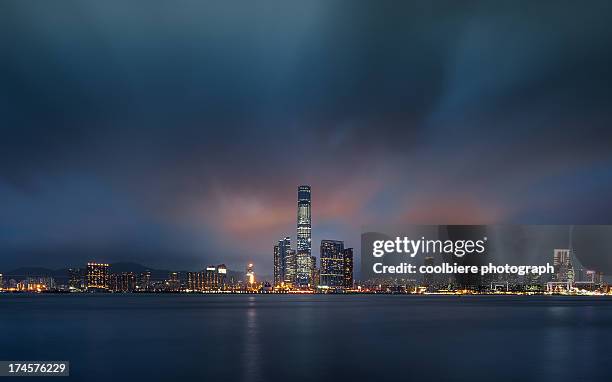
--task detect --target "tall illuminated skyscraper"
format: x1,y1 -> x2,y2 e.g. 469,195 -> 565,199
217,264 -> 227,290
86,262 -> 110,291
296,185 -> 312,287
342,248 -> 353,289
274,244 -> 282,286
553,249 -> 574,283
320,240 -> 345,290
246,263 -> 255,286
274,237 -> 292,286
284,248 -> 296,285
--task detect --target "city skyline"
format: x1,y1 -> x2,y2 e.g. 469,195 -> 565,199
3,2 -> 612,273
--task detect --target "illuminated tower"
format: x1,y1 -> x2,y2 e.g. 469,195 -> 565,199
553,249 -> 571,282
284,249 -> 296,285
274,244 -> 281,286
320,240 -> 345,290
86,262 -> 110,291
342,248 -> 353,290
68,268 -> 82,291
296,185 -> 312,287
217,264 -> 227,290
274,237 -> 291,286
246,263 -> 255,287
205,266 -> 217,289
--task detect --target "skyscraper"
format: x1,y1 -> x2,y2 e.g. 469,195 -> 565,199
284,248 -> 296,285
86,262 -> 110,291
217,264 -> 227,290
309,255 -> 318,289
139,270 -> 152,292
68,268 -> 82,291
274,244 -> 282,286
296,185 -> 312,287
246,263 -> 255,286
342,248 -> 353,289
167,272 -> 180,292
111,272 -> 136,292
553,249 -> 573,282
205,266 -> 217,289
187,271 -> 202,291
274,237 -> 291,287
320,240 -> 345,290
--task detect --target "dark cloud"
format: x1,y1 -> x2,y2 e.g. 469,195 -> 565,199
1,1 -> 612,273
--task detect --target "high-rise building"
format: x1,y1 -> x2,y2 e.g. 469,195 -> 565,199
309,255 -> 318,289
296,185 -> 312,287
86,262 -> 110,291
187,271 -> 203,291
553,249 -> 573,283
139,270 -> 152,292
553,249 -> 570,267
217,264 -> 227,290
274,244 -> 282,286
343,248 -> 354,289
205,266 -> 217,289
68,268 -> 82,291
274,237 -> 292,286
111,272 -> 136,292
284,249 -> 296,285
167,272 -> 180,292
246,263 -> 255,286
0,273 -> 3,290
320,240 -> 345,289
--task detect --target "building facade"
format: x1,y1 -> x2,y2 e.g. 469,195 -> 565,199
320,240 -> 345,289
274,237 -> 292,286
86,262 -> 110,291
342,248 -> 353,289
296,185 -> 312,287
284,249 -> 296,285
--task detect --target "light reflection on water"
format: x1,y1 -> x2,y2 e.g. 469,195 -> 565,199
1,295 -> 611,382
243,296 -> 260,382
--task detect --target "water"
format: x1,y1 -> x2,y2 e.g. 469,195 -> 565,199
1,294 -> 611,382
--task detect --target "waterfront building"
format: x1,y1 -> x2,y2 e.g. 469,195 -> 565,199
246,263 -> 255,286
139,270 -> 152,292
274,244 -> 281,286
167,272 -> 180,292
217,264 -> 227,290
86,262 -> 110,291
111,272 -> 136,292
296,185 -> 312,287
274,237 -> 292,287
553,249 -> 574,283
320,240 -> 345,290
284,248 -> 296,285
343,248 -> 354,289
309,255 -> 318,289
187,271 -> 203,291
205,266 -> 217,289
68,268 -> 83,291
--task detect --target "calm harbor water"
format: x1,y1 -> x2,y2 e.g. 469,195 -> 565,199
1,294 -> 611,382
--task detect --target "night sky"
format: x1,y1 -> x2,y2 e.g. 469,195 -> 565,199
2,1 -> 612,273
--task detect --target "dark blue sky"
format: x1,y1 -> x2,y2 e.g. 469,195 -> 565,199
1,1 -> 612,272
